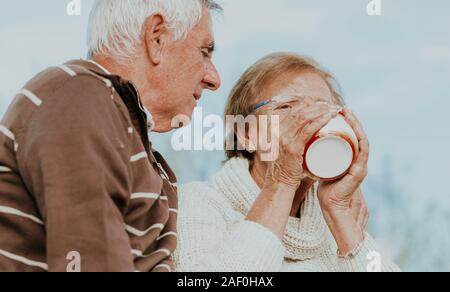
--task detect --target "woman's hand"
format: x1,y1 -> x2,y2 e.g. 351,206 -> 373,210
317,108 -> 370,255
350,188 -> 369,231
246,97 -> 341,239
263,97 -> 341,192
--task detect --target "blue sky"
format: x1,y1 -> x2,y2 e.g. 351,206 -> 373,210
1,0 -> 450,271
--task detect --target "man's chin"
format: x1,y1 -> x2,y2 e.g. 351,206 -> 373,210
170,111 -> 193,129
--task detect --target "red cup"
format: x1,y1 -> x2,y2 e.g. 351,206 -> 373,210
303,113 -> 359,181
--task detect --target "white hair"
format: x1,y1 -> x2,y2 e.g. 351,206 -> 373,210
87,0 -> 221,62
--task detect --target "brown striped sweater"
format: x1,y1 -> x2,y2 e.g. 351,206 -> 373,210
0,59 -> 178,272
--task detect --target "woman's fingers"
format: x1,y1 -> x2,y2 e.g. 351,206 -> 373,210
281,103 -> 334,142
346,136 -> 369,183
344,108 -> 370,170
344,108 -> 369,146
338,147 -> 369,194
340,109 -> 370,188
275,100 -> 341,140
297,111 -> 338,144
327,110 -> 370,198
288,102 -> 329,123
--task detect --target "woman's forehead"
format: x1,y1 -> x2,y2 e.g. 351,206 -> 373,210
264,71 -> 333,103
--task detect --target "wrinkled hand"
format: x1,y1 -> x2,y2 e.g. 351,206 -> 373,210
317,108 -> 370,254
317,109 -> 370,213
350,188 -> 369,231
262,97 -> 341,191
248,97 -> 341,239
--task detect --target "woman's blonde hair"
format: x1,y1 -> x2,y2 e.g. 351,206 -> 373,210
224,52 -> 345,161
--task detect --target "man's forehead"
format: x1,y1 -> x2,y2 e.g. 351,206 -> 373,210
191,9 -> 214,41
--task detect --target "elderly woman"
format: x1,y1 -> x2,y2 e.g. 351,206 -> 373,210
173,53 -> 400,272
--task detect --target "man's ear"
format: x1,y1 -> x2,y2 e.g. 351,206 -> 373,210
143,13 -> 168,65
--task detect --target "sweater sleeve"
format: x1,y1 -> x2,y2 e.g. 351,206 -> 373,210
336,233 -> 401,272
17,75 -> 135,272
173,183 -> 285,272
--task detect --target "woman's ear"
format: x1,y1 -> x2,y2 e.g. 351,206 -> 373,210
235,123 -> 258,154
143,13 -> 167,66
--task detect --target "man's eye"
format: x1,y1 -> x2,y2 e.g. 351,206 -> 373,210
201,49 -> 209,57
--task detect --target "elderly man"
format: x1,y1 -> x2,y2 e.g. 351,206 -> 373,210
0,0 -> 221,272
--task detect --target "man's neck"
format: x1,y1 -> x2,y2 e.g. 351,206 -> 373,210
90,54 -> 171,133
86,58 -> 112,75
91,55 -> 128,78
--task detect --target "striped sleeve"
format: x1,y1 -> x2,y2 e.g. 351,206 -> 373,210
16,76 -> 135,272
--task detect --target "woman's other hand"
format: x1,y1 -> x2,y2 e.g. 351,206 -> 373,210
317,108 -> 370,255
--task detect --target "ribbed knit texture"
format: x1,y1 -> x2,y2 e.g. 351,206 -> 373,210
173,158 -> 400,272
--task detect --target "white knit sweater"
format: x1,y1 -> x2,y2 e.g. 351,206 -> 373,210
173,158 -> 400,272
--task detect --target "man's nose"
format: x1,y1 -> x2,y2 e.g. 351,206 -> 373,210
203,61 -> 221,91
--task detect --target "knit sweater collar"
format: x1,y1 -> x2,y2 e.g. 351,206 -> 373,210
210,158 -> 330,261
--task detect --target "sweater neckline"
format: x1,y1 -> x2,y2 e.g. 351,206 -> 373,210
210,158 -> 330,261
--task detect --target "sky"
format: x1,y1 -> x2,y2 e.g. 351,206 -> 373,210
1,0 -> 450,271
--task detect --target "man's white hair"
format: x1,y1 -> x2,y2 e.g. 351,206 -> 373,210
87,0 -> 221,62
